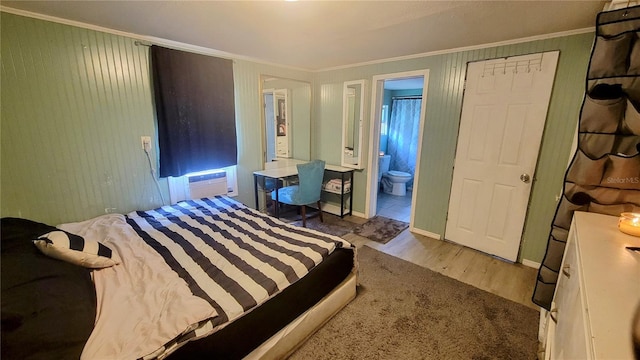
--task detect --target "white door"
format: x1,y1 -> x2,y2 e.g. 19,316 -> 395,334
263,91 -> 276,162
445,51 -> 559,262
274,89 -> 291,158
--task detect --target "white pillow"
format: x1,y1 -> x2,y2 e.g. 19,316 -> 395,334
33,230 -> 120,268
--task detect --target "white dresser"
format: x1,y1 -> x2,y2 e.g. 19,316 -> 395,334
541,211 -> 640,359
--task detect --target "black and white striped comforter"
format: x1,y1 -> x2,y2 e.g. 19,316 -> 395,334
125,196 -> 354,358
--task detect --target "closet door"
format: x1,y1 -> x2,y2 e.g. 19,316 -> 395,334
445,51 -> 559,262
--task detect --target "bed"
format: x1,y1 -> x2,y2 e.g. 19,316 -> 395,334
1,196 -> 357,359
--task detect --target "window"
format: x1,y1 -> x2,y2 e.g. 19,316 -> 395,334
151,46 -> 237,177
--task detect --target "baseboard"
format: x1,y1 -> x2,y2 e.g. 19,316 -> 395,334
521,259 -> 541,269
406,228 -> 541,268
409,226 -> 441,240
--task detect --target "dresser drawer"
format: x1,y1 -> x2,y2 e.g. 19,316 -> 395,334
549,226 -> 591,360
541,212 -> 640,360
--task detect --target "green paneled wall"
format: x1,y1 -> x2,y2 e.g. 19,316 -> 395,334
1,13 -> 159,223
0,12 -> 311,224
1,10 -> 593,263
314,33 -> 594,263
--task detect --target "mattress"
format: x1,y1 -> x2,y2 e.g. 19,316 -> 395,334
60,196 -> 356,359
1,197 -> 356,360
169,246 -> 354,359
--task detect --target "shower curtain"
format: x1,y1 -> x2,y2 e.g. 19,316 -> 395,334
386,98 -> 421,188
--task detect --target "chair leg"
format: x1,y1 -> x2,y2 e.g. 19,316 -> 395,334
272,198 -> 280,218
301,205 -> 307,227
317,201 -> 323,223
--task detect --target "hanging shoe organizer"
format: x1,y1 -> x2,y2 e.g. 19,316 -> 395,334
532,5 -> 640,310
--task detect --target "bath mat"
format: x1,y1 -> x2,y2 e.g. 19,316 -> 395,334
352,216 -> 408,244
289,212 -> 360,237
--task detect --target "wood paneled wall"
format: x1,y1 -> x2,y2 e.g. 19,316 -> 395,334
314,33 -> 594,263
0,12 -> 311,224
1,10 -> 594,263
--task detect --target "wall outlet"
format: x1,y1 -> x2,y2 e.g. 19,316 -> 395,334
141,136 -> 151,151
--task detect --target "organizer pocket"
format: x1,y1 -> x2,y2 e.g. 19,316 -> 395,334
588,82 -> 624,100
622,99 -> 640,135
566,149 -> 606,185
629,32 -> 640,75
623,77 -> 640,105
589,33 -> 633,78
551,227 -> 569,244
580,95 -> 625,133
578,133 -> 640,158
553,195 -> 589,230
578,133 -> 614,158
533,271 -> 557,310
565,183 -> 640,205
601,153 -> 640,190
541,232 -> 567,270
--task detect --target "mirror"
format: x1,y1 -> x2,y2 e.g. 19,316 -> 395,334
342,80 -> 366,169
261,76 -> 311,165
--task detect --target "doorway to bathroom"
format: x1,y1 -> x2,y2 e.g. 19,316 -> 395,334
366,70 -> 429,227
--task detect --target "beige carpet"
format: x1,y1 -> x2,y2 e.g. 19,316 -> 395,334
289,246 -> 539,360
352,216 -> 409,244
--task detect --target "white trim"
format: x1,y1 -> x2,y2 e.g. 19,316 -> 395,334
522,259 -> 541,269
341,80 -> 367,170
318,27 -> 593,72
1,5 -> 593,73
409,226 -> 441,240
366,69 -> 429,230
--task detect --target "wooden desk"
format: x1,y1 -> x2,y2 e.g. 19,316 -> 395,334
253,164 -> 354,218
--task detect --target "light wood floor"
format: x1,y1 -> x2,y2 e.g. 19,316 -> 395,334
342,217 -> 540,311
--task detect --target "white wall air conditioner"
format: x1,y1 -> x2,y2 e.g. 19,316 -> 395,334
188,171 -> 227,199
168,166 -> 238,204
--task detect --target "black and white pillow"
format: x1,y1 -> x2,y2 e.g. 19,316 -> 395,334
33,230 -> 120,268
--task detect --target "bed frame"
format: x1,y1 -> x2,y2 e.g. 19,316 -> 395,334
247,272 -> 357,359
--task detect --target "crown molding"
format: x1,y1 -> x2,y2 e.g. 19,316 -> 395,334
2,5 -> 594,74
0,6 -> 309,72
317,27 -> 594,72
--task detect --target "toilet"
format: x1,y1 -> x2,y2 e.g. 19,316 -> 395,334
379,154 -> 412,196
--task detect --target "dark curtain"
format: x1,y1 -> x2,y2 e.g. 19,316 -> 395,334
151,45 -> 237,177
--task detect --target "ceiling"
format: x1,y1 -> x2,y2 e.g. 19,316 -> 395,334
1,1 -> 607,71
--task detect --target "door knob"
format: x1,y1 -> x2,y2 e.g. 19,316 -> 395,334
520,174 -> 531,183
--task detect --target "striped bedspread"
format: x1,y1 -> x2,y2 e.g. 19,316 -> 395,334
125,196 -> 354,358
60,196 -> 354,360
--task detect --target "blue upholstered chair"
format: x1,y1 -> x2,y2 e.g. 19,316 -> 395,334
272,160 -> 325,227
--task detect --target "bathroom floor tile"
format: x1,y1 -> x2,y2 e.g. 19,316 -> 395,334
376,190 -> 412,223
